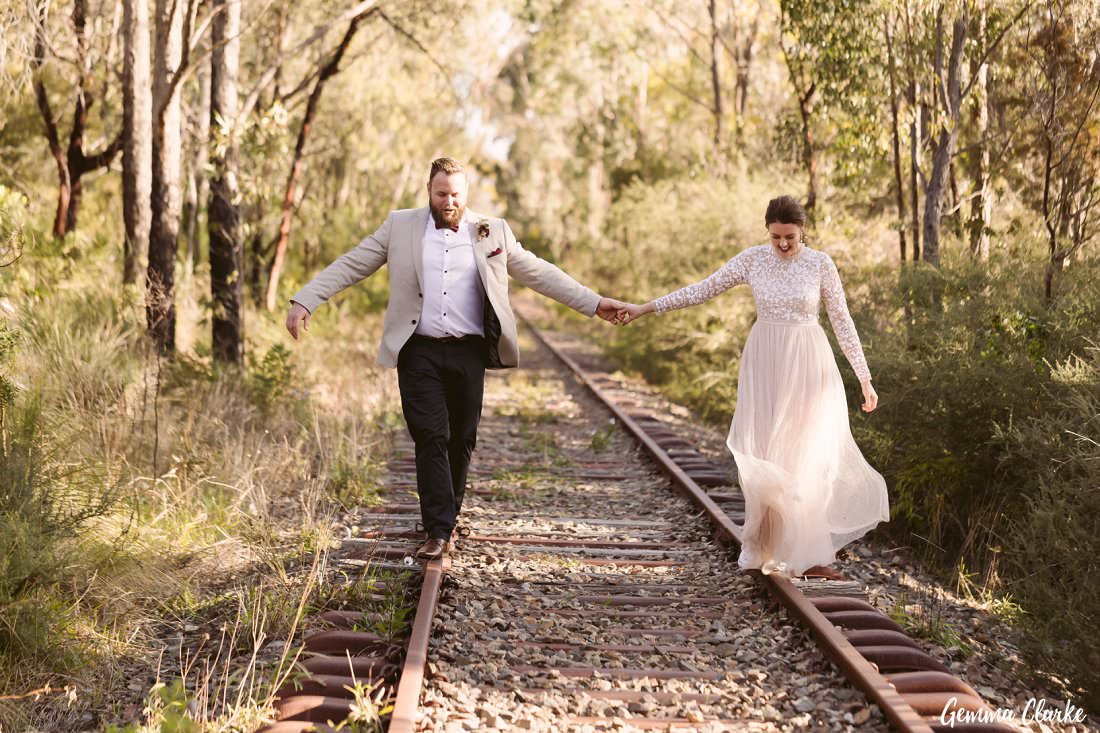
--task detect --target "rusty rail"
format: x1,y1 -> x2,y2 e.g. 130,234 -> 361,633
388,556 -> 449,733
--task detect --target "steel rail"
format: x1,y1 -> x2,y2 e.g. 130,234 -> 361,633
388,556 -> 449,733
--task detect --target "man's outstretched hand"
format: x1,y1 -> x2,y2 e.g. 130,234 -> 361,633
596,297 -> 629,324
286,302 -> 311,340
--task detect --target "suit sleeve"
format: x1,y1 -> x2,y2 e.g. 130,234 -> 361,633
289,213 -> 393,313
502,221 -> 601,316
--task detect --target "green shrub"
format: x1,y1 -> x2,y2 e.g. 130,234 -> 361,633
248,343 -> 295,411
0,321 -> 16,425
0,185 -> 36,266
997,346 -> 1100,709
848,248 -> 1100,564
0,396 -> 116,664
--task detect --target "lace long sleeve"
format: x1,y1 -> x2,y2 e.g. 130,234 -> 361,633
653,250 -> 750,313
820,254 -> 871,381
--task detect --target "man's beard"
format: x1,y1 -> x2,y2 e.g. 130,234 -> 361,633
430,201 -> 465,230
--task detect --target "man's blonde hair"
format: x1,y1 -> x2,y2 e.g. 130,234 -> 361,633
428,157 -> 465,183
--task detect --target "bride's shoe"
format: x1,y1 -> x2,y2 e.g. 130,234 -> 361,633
760,559 -> 791,577
737,544 -> 760,570
801,564 -> 846,581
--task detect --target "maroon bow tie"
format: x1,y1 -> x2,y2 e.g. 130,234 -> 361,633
435,221 -> 459,232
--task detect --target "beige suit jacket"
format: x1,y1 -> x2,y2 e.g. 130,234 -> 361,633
290,207 -> 601,368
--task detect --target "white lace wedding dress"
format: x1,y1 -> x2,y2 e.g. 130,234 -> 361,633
654,244 -> 889,576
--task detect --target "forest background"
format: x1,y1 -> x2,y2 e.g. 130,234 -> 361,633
0,0 -> 1098,728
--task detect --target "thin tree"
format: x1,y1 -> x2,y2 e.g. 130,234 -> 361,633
1025,0 -> 1100,304
778,7 -> 818,215
208,0 -> 243,365
264,7 -> 378,312
884,9 -> 908,263
32,0 -> 123,239
184,55 -> 212,269
123,0 -> 152,284
730,2 -> 761,123
777,0 -> 879,219
146,0 -> 190,353
921,6 -> 967,267
708,0 -> 724,147
921,1 -> 1029,267
968,6 -> 992,260
902,0 -> 922,261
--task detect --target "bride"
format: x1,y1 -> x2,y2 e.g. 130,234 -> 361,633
614,195 -> 889,578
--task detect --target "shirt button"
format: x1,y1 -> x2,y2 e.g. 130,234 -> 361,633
411,319 -> 417,324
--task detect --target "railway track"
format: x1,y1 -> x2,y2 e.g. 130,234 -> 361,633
259,317 -> 1020,733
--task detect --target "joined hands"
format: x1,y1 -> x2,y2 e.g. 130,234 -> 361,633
597,298 -> 654,326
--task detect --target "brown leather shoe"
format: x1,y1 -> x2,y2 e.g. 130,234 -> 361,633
416,538 -> 447,560
802,565 -> 846,581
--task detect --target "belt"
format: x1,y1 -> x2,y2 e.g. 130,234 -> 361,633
410,333 -> 484,343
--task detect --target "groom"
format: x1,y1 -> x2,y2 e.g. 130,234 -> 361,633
286,157 -> 624,559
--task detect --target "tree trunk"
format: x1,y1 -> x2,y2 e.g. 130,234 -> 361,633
949,158 -> 963,238
273,5 -> 289,100
147,0 -> 185,354
185,57 -> 211,269
586,157 -> 606,241
708,0 -> 724,147
798,85 -> 818,216
910,94 -> 922,261
265,10 -> 373,312
1040,35 -> 1059,307
923,128 -> 958,268
65,138 -> 87,234
249,232 -> 267,307
969,9 -> 991,260
208,0 -> 243,366
922,8 -> 967,267
734,6 -> 760,120
388,160 -> 411,211
884,11 -> 908,263
122,0 -> 152,284
902,1 -> 922,261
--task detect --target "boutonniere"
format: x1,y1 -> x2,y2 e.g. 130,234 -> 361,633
476,219 -> 491,240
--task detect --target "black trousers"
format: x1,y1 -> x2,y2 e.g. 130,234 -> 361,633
396,334 -> 486,540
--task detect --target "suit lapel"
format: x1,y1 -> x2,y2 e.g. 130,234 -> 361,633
411,207 -> 428,288
468,210 -> 492,287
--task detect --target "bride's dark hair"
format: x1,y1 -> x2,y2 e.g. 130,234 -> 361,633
764,195 -> 807,228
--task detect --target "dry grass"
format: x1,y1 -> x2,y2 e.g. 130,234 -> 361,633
0,238 -> 402,730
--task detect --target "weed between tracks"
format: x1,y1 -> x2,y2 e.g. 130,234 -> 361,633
889,589 -> 975,657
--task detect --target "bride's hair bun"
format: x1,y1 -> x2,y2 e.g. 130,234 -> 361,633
765,195 -> 807,228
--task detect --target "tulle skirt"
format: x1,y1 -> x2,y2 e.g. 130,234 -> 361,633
728,319 -> 889,577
